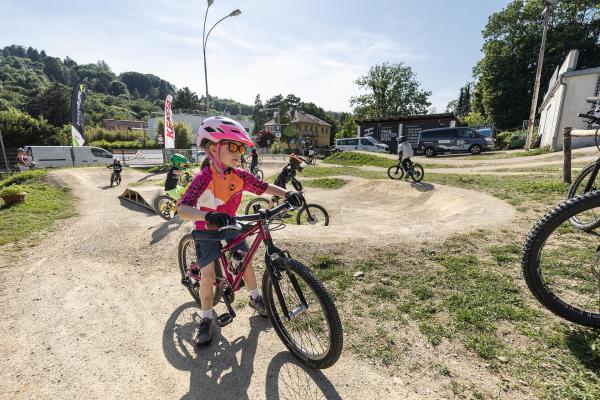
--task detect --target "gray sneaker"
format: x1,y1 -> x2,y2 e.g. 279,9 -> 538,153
248,295 -> 268,318
194,318 -> 214,346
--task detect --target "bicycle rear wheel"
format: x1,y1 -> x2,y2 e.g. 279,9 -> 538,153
566,162 -> 600,230
296,204 -> 329,226
387,164 -> 404,180
262,257 -> 343,369
154,195 -> 176,220
177,233 -> 222,306
522,191 -> 600,327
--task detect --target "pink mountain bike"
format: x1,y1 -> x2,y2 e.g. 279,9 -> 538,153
177,198 -> 343,369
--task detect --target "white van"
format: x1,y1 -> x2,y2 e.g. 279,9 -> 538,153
25,146 -> 114,168
335,137 -> 389,153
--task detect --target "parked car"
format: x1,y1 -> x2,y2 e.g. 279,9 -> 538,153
335,136 -> 389,153
417,127 -> 494,157
24,146 -> 114,167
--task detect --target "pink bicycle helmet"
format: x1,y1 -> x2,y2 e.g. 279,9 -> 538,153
196,116 -> 254,148
196,116 -> 255,175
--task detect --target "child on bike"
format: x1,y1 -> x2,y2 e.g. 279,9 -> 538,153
107,158 -> 123,173
177,116 -> 303,346
397,136 -> 414,178
165,153 -> 190,193
249,147 -> 259,175
274,153 -> 304,191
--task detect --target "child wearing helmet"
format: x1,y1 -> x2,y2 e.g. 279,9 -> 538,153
397,136 -> 414,177
165,153 -> 190,192
273,153 -> 304,191
177,116 -> 303,346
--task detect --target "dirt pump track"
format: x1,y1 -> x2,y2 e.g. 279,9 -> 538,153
0,167 -> 517,399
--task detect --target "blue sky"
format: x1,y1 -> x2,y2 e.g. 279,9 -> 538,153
0,0 -> 511,112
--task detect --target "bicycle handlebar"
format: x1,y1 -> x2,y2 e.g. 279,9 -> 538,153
578,113 -> 600,124
217,201 -> 297,231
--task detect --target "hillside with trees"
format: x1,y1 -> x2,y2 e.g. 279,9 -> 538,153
0,44 -> 253,147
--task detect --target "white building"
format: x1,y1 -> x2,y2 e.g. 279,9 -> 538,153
539,49 -> 600,150
147,111 -> 254,143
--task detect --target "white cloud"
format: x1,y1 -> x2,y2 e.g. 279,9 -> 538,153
148,28 -> 428,111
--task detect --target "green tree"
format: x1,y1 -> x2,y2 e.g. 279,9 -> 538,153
463,112 -> 490,127
446,99 -> 458,113
336,113 -> 358,139
174,122 -> 192,149
251,94 -> 266,134
0,107 -> 64,147
173,87 -> 198,110
474,0 -> 600,129
26,82 -> 71,127
109,81 -> 129,97
350,62 -> 431,119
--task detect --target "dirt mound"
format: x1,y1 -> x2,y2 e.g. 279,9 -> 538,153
263,178 -> 515,245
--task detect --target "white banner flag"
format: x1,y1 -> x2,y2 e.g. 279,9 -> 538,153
164,95 -> 175,149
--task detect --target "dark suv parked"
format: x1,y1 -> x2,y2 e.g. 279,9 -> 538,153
417,127 -> 494,157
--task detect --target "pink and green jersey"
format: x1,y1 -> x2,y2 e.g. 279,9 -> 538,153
180,165 -> 268,230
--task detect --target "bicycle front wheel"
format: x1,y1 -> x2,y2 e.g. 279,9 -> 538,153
296,204 -> 329,226
387,165 -> 404,180
244,197 -> 271,215
154,195 -> 176,220
522,191 -> 600,327
254,169 -> 264,180
567,162 -> 600,230
178,234 -> 222,306
262,257 -> 343,369
411,164 -> 424,183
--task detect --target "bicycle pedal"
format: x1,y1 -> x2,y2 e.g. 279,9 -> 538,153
215,313 -> 234,327
181,277 -> 198,288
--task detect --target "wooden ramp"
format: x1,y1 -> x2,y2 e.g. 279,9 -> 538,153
119,187 -> 163,212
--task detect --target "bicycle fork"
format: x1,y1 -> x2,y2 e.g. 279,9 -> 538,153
265,249 -> 309,320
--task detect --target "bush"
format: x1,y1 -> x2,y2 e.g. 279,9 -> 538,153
0,107 -> 65,147
85,126 -> 143,143
0,184 -> 26,205
496,131 -> 512,149
0,169 -> 46,188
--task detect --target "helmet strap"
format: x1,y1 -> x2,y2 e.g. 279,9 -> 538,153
207,142 -> 228,179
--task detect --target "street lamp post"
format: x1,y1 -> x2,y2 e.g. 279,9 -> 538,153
202,1 -> 241,116
526,0 -> 555,151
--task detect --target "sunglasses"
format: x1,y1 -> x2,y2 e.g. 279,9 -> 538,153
225,142 -> 247,155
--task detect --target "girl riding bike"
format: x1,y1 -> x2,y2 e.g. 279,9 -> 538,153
177,116 -> 302,346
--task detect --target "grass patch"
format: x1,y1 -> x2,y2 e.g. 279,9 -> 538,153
302,177 -> 346,189
324,151 -> 397,168
426,173 -> 569,206
0,170 -> 77,248
465,147 -> 551,160
299,166 -> 387,180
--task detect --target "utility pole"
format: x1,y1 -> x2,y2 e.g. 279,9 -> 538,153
0,128 -> 10,171
526,0 -> 554,151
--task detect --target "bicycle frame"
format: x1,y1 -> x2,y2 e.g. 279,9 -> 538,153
207,219 -> 307,320
578,127 -> 600,194
583,160 -> 600,193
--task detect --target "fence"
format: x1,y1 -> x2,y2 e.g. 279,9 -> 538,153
0,148 -> 20,173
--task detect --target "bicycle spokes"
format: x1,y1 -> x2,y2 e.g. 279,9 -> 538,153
272,269 -> 331,358
537,220 -> 600,314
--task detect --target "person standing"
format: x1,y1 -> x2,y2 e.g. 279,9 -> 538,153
16,148 -> 28,171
